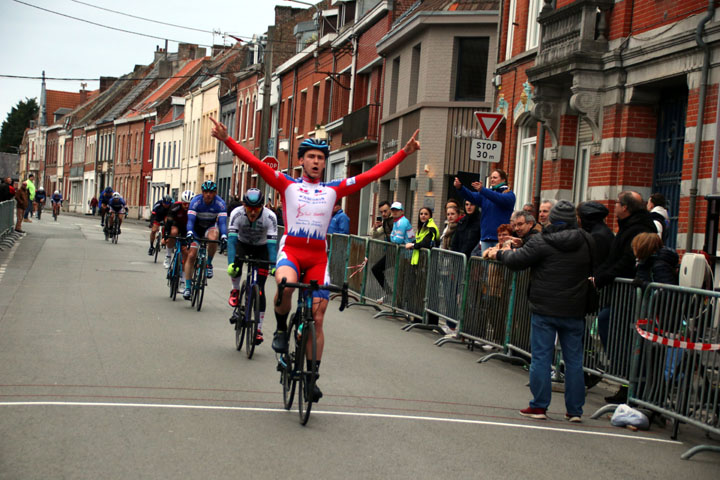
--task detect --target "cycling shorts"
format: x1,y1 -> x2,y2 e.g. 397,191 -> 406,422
190,225 -> 218,247
276,236 -> 330,300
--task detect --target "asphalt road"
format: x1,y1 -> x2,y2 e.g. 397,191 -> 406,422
1,214 -> 718,479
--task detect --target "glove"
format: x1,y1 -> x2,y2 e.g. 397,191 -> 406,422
186,230 -> 195,241
270,267 -> 276,276
227,262 -> 240,278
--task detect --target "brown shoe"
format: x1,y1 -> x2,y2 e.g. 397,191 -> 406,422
23,218 -> 30,223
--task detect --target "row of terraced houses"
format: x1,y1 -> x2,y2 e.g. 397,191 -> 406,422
18,0 -> 720,260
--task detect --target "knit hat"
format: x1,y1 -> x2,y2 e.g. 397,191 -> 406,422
548,199 -> 577,226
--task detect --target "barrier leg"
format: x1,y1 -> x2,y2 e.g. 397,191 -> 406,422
681,444 -> 720,460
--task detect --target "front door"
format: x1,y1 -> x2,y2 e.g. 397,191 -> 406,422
653,88 -> 687,249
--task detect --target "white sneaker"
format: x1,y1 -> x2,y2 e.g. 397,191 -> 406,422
163,256 -> 171,268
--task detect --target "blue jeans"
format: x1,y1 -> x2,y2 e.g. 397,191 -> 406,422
529,313 -> 586,416
480,240 -> 496,254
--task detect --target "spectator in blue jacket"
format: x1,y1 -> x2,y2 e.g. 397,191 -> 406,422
454,169 -> 516,254
327,202 -> 350,234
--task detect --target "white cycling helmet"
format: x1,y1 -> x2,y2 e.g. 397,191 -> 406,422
112,192 -> 121,199
181,190 -> 194,203
54,190 -> 59,195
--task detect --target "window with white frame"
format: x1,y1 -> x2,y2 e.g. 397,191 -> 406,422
505,0 -> 517,60
526,0 -> 543,50
514,121 -> 537,207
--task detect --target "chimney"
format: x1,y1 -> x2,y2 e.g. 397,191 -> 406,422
79,82 -> 88,103
158,60 -> 172,80
99,76 -> 117,93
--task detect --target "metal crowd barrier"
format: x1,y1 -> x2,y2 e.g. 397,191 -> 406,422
630,283 -> 720,460
364,239 -> 399,309
327,234 -> 350,286
581,279 -> 642,386
347,236 -> 368,298
0,200 -> 14,238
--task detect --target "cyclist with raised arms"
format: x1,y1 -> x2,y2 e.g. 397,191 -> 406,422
148,195 -> 174,256
105,192 -> 127,234
99,186 -> 114,227
226,188 -> 278,345
210,116 -> 420,401
163,190 -> 194,269
183,180 -> 228,300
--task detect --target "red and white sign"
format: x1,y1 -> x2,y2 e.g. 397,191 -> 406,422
262,155 -> 279,170
474,112 -> 504,138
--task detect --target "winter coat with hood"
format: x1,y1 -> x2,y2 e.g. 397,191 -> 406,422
496,223 -> 595,318
594,209 -> 656,288
450,208 -> 481,257
577,201 -> 615,270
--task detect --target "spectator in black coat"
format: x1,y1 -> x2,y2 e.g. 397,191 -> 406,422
451,200 -> 481,258
0,177 -> 12,202
488,200 -> 594,421
592,191 -> 656,404
632,232 -> 678,286
577,201 -> 615,269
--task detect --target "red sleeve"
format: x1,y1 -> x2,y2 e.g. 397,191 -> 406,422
334,149 -> 408,197
222,137 -> 289,190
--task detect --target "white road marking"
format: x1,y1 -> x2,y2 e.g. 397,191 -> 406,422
0,401 -> 682,444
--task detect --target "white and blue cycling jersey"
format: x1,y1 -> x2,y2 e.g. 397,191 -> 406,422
50,193 -> 63,204
108,196 -> 126,212
187,194 -> 228,237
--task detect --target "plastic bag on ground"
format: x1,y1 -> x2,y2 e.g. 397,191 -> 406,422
610,403 -> 650,430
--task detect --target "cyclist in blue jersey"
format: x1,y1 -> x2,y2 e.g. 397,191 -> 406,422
99,186 -> 114,227
105,192 -> 127,234
50,190 -> 63,217
183,180 -> 228,300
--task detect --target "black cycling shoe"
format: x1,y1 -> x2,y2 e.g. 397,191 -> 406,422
271,330 -> 288,353
147,246 -> 154,256
307,379 -> 323,402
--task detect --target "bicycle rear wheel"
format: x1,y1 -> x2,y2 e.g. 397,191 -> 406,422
235,281 -> 247,351
195,260 -> 207,312
169,255 -> 180,301
297,321 -> 317,425
245,284 -> 260,359
191,260 -> 202,307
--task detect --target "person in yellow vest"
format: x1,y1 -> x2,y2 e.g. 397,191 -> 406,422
24,173 -> 36,222
405,206 -> 439,265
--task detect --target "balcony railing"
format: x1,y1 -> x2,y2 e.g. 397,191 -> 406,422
341,104 -> 380,147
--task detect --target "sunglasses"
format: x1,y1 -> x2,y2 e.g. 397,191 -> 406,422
246,206 -> 262,213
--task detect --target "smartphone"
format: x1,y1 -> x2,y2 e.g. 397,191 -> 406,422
375,216 -> 382,222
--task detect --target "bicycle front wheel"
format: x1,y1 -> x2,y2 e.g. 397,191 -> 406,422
235,281 -> 247,351
297,321 -> 317,425
245,284 -> 260,359
169,256 -> 180,301
281,315 -> 297,410
190,260 -> 202,307
154,236 -> 161,263
195,260 -> 207,312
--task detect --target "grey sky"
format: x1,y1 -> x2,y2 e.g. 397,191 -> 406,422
0,0 -> 289,128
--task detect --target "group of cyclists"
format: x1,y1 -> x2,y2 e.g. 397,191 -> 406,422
127,115 -> 421,406
24,187 -> 64,219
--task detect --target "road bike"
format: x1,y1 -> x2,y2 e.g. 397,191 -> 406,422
275,278 -> 348,425
166,236 -> 186,301
105,211 -> 122,244
230,256 -> 275,359
36,201 -> 44,220
189,237 -> 221,312
52,202 -> 61,221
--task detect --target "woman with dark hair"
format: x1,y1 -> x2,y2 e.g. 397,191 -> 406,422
405,206 -> 439,265
452,200 -> 482,258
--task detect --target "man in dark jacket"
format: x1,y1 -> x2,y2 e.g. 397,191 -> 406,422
592,191 -> 655,403
488,200 -> 594,422
577,201 -> 615,269
0,177 -> 12,202
450,200 -> 481,258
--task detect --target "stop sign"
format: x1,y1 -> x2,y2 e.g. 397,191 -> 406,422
262,156 -> 279,170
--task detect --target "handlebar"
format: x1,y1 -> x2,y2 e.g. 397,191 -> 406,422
234,256 -> 276,268
275,278 -> 349,312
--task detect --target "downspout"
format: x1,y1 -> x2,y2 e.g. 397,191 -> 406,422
287,68 -> 298,175
687,0 -> 716,252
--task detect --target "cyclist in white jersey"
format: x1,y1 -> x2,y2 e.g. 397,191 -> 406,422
226,188 -> 278,344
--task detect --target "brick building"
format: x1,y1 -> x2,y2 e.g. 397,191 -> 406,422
496,0 -> 720,257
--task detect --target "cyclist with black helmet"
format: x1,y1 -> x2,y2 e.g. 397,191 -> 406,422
99,186 -> 114,227
105,192 -> 127,234
163,190 -> 194,270
183,180 -> 228,300
226,188 -> 278,345
148,195 -> 174,256
211,116 -> 419,401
